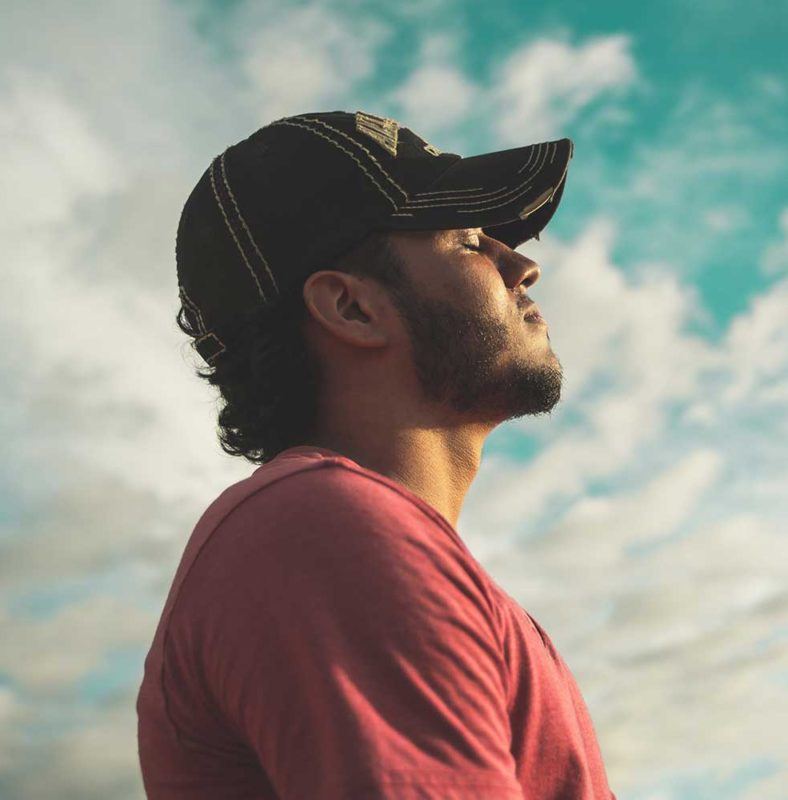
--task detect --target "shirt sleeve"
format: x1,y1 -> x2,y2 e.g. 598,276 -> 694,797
189,463 -> 524,800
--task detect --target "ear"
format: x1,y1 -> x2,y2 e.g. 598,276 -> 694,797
301,270 -> 389,349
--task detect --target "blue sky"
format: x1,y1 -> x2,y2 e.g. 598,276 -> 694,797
1,0 -> 787,797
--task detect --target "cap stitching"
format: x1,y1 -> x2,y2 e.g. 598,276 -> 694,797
527,142 -> 553,178
409,142 -> 555,204
406,142 -> 558,206
219,152 -> 279,299
410,184 -> 519,204
180,287 -> 228,363
413,185 -> 486,198
268,119 -> 400,209
456,182 -> 535,214
295,116 -> 409,200
402,181 -> 527,210
209,155 -> 269,302
282,117 -> 409,200
516,142 -> 542,174
179,285 -> 207,332
402,141 -> 555,212
403,143 -> 552,210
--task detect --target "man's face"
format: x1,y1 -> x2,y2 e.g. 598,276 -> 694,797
385,227 -> 563,423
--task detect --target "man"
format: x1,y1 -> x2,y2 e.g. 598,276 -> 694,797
136,110 -> 617,799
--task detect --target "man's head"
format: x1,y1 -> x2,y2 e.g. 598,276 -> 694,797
176,225 -> 563,465
174,110 -> 573,463
301,227 -> 562,427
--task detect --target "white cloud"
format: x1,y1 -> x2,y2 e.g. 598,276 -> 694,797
1,5 -> 787,799
1,692 -> 142,800
235,2 -> 389,119
0,596 -> 153,693
590,80 -> 788,275
388,32 -> 479,135
563,447 -> 724,547
719,276 -> 788,407
490,33 -> 639,144
0,70 -> 123,229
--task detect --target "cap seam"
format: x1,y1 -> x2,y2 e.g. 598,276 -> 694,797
295,115 -> 409,200
401,141 -> 557,212
217,151 -> 279,299
209,155 -> 270,303
268,119 -> 402,210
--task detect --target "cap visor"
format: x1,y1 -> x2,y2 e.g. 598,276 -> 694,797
384,138 -> 573,248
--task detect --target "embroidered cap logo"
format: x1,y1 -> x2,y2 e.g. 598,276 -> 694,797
354,111 -> 399,157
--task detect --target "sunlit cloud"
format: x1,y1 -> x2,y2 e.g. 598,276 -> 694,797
235,2 -> 390,118
1,2 -> 786,799
490,33 -> 639,144
388,32 -> 479,134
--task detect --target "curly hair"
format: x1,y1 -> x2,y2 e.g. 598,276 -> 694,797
175,229 -> 411,465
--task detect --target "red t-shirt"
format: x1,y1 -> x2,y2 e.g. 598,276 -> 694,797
137,445 -> 617,799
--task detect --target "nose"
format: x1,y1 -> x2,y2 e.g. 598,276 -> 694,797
500,248 -> 541,292
517,256 -> 541,290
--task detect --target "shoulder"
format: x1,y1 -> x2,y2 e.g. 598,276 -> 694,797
171,455 -> 506,672
173,456 -> 466,604
194,454 -> 491,602
217,455 -> 458,552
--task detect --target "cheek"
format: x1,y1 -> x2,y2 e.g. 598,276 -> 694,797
479,278 -> 516,323
430,252 -> 510,318
461,268 -> 508,314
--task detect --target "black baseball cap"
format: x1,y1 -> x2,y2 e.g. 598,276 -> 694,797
176,110 -> 574,365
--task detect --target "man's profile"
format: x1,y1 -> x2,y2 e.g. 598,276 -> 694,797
136,110 -> 616,799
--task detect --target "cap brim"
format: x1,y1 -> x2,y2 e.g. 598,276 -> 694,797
383,138 -> 573,249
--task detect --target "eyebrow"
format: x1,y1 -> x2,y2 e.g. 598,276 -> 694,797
449,227 -> 483,238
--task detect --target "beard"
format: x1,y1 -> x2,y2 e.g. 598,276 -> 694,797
387,281 -> 563,422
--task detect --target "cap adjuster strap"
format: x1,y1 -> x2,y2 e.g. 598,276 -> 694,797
179,285 -> 227,364
194,332 -> 227,363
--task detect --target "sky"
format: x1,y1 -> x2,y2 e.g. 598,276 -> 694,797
0,0 -> 787,797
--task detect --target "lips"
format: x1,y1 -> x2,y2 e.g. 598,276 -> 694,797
522,302 -> 545,323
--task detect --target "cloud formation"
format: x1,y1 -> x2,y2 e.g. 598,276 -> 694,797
490,33 -> 638,144
1,3 -> 786,799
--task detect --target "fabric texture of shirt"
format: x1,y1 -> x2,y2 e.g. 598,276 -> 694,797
137,445 -> 617,799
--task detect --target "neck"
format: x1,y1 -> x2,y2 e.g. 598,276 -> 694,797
305,421 -> 490,531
